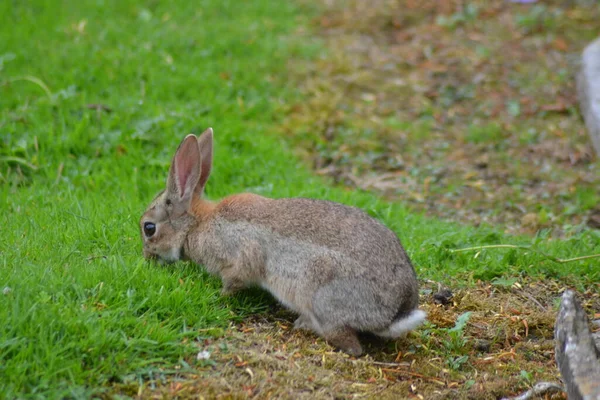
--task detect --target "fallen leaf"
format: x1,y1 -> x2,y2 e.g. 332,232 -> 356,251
540,103 -> 569,113
552,38 -> 568,51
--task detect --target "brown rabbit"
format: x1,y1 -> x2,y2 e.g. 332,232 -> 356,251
140,129 -> 426,356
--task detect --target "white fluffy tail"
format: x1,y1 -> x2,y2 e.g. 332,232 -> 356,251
374,309 -> 427,338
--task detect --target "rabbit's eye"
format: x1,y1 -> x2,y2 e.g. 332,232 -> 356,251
143,222 -> 156,237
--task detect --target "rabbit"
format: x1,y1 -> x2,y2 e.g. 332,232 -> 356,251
140,128 -> 426,356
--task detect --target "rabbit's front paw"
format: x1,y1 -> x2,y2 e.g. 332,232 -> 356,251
294,314 -> 317,332
221,279 -> 244,296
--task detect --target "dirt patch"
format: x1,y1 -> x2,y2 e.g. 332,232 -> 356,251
114,279 -> 600,399
282,0 -> 600,235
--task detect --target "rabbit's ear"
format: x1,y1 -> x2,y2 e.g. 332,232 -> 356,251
167,134 -> 201,213
195,127 -> 213,196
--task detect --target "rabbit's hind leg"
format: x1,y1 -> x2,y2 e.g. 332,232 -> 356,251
321,325 -> 362,356
307,310 -> 362,356
292,312 -> 361,355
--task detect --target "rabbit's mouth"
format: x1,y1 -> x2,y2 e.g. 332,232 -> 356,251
145,246 -> 182,265
142,248 -> 157,260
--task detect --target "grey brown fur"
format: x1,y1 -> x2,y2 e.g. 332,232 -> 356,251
140,129 -> 426,356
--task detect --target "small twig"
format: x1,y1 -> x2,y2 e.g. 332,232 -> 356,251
560,253 -> 600,263
369,361 -> 411,368
516,290 -> 547,312
451,245 -> 523,252
500,382 -> 563,400
449,244 -> 600,264
425,279 -> 443,292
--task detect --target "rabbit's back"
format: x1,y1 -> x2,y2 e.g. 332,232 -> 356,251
215,194 -> 415,277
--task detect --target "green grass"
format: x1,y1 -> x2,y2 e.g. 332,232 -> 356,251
1,0 -> 599,398
465,122 -> 504,145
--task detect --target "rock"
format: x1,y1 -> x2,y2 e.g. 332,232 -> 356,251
577,37 -> 600,157
554,290 -> 600,400
432,289 -> 453,305
474,339 -> 492,353
593,320 -> 600,351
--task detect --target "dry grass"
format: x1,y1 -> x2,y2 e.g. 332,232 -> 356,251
282,0 -> 600,235
114,279 -> 599,399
